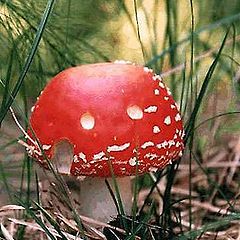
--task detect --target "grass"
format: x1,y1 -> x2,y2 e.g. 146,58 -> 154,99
1,0 -> 240,239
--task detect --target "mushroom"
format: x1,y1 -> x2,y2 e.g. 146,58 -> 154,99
27,61 -> 184,222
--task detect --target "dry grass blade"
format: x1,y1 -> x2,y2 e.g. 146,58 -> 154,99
0,205 -> 25,219
8,218 -> 83,240
227,137 -> 240,184
0,223 -> 15,240
0,205 -> 25,212
56,214 -> 107,240
161,34 -> 240,78
56,213 -> 127,235
55,213 -> 107,239
56,213 -> 142,240
84,225 -> 107,240
180,199 -> 232,215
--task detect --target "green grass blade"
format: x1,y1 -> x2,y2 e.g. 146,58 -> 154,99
131,152 -> 140,233
192,151 -> 234,209
188,0 -> 195,231
34,202 -> 68,240
139,170 -> 164,215
16,198 -> 57,240
176,213 -> 240,240
184,28 -> 230,143
125,203 -> 157,240
0,0 -> 55,125
147,13 -> 240,66
164,0 -> 178,96
105,179 -> 121,215
0,157 -> 13,202
0,48 -> 14,114
195,111 -> 240,130
133,0 -> 147,63
116,0 -> 137,35
106,157 -> 128,232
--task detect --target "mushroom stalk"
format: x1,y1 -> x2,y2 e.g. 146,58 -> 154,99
78,177 -> 132,222
53,140 -> 133,222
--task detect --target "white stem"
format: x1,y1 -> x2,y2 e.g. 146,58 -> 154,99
78,177 -> 132,222
52,140 -> 133,222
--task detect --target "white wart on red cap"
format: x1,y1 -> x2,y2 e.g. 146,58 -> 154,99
28,62 -> 184,177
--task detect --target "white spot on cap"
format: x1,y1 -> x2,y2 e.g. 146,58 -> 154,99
77,176 -> 86,181
114,60 -> 132,64
178,130 -> 182,137
170,104 -> 176,109
144,106 -> 158,113
143,67 -> 153,73
141,141 -> 154,149
42,144 -> 51,150
168,140 -> 175,148
156,140 -> 168,149
152,75 -> 161,81
164,96 -> 169,101
79,152 -> 87,162
148,167 -> 158,172
164,116 -> 171,125
181,130 -> 185,139
175,103 -> 180,111
159,82 -> 165,88
129,157 -> 137,166
127,105 -> 143,120
80,113 -> 95,130
175,113 -> 181,122
93,151 -> 105,160
154,89 -> 160,95
177,142 -> 183,148
73,155 -> 79,163
107,142 -> 130,152
153,126 -> 161,134
145,153 -> 159,160
178,151 -> 183,157
133,148 -> 138,153
31,106 -> 35,113
166,87 -> 172,95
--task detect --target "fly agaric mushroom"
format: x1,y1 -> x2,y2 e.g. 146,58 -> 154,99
27,61 -> 184,222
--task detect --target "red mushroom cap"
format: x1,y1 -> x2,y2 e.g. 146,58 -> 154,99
28,62 -> 184,177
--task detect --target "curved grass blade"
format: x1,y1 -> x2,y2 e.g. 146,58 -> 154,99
184,28 -> 230,144
116,0 -> 137,35
133,0 -> 147,63
0,0 -> 55,125
176,213 -> 240,240
147,13 -> 240,67
192,152 -> 234,209
0,223 -> 15,240
33,201 -> 68,240
188,0 -> 195,231
195,111 -> 240,130
16,198 -> 57,240
106,155 -> 129,233
0,48 -> 14,115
